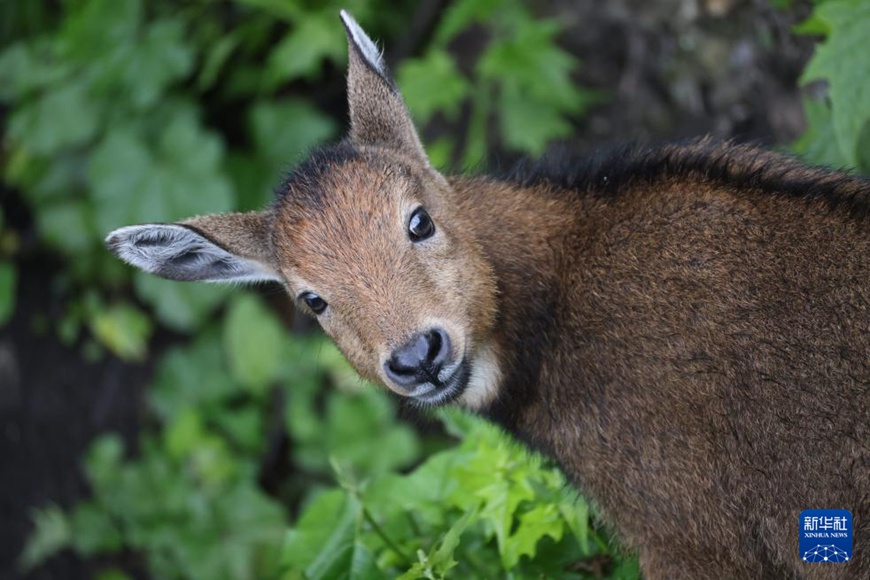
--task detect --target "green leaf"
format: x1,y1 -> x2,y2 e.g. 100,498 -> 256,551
265,11 -> 346,87
475,16 -> 595,156
280,489 -> 359,578
801,0 -> 870,166
427,509 -> 476,577
792,96 -> 850,168
134,274 -> 229,333
148,329 -> 239,420
20,506 -> 71,571
223,294 -> 287,393
501,504 -> 564,568
70,502 -> 124,555
120,19 -> 194,109
321,391 -> 421,476
60,0 -> 142,62
212,484 -> 286,576
164,407 -> 207,461
0,261 -> 16,325
434,0 -> 504,45
249,99 -> 337,170
7,79 -> 101,154
84,434 -> 125,489
35,199 -> 94,255
215,405 -> 264,453
398,50 -> 470,123
89,301 -> 153,361
0,41 -> 69,101
497,84 -> 573,156
198,34 -> 240,91
560,497 -> 591,555
89,110 -> 234,234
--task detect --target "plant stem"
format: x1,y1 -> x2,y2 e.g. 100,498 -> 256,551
361,505 -> 413,564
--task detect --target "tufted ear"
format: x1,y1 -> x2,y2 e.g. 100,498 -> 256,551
340,10 -> 429,164
105,211 -> 282,284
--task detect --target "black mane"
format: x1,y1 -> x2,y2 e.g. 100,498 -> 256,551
505,138 -> 870,219
273,141 -> 361,208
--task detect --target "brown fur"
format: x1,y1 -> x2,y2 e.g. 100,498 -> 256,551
106,15 -> 869,578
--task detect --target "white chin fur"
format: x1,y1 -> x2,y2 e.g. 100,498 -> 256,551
458,343 -> 501,410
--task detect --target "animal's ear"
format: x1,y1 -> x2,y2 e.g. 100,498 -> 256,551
105,211 -> 282,284
340,10 -> 429,164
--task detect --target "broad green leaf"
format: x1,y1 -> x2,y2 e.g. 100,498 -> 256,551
149,329 -> 239,419
215,405 -> 264,453
364,450 -> 458,529
155,109 -> 234,211
87,127 -> 156,233
59,0 -> 141,62
70,502 -> 124,555
189,433 -> 238,485
164,408 -> 207,461
0,261 -> 16,325
198,33 -> 240,91
223,294 -> 287,393
322,391 -> 421,475
35,199 -> 94,254
502,504 -> 564,568
801,0 -> 870,166
426,509 -> 476,577
0,41 -> 69,101
280,489 -> 359,578
249,99 -> 337,170
560,497 -> 591,555
792,96 -> 850,168
434,0 -> 504,45
497,84 -> 573,155
134,274 -> 229,333
213,484 -> 286,577
225,152 -> 273,211
7,80 -> 100,154
89,301 -> 153,361
265,11 -> 345,87
84,434 -> 125,489
121,19 -> 194,109
89,111 -> 233,234
398,50 -> 470,123
20,506 -> 71,570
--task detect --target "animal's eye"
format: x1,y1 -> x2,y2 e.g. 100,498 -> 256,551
300,292 -> 328,315
408,207 -> 435,242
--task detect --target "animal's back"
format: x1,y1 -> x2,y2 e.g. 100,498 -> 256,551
497,141 -> 869,578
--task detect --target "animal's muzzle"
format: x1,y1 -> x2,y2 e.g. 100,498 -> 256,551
384,327 -> 452,392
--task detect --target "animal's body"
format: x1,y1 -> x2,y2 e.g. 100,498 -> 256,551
107,12 -> 869,578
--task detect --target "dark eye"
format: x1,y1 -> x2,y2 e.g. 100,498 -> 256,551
300,292 -> 327,315
408,207 -> 435,241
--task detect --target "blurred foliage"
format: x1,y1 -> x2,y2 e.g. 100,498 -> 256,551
793,0 -> 870,173
5,0 -> 868,578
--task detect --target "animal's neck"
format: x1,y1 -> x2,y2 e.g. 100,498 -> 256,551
449,176 -> 578,454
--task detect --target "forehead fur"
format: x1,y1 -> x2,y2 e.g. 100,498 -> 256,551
272,142 -> 424,270
274,141 -> 421,210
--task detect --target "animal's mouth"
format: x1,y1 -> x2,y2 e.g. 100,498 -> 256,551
407,358 -> 471,407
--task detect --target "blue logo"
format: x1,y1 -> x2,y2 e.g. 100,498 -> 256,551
799,509 -> 852,563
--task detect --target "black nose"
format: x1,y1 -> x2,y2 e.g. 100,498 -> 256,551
384,328 -> 452,390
